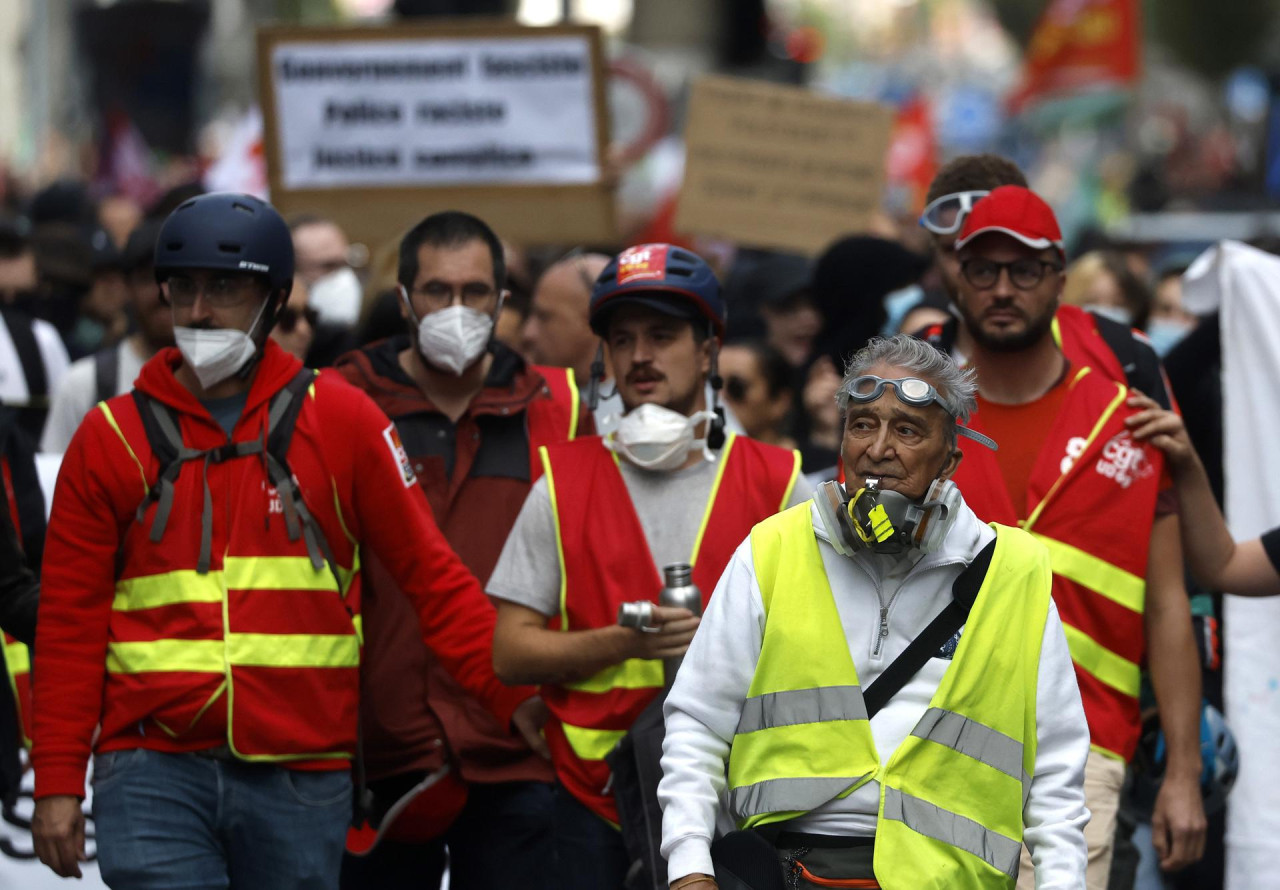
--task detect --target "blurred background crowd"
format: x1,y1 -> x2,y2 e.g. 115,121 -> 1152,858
1,1 -> 1280,889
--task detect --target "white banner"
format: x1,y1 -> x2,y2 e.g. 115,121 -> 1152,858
270,35 -> 599,189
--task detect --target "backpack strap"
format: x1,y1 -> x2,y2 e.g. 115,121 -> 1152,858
1092,314 -> 1172,409
132,390 -> 263,574
94,346 -> 120,405
1,309 -> 47,407
861,538 -> 996,720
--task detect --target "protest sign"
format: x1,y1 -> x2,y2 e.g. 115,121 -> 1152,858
675,76 -> 894,255
257,22 -> 614,247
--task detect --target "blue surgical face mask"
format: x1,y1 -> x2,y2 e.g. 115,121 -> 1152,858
1087,304 -> 1132,326
1145,318 -> 1194,357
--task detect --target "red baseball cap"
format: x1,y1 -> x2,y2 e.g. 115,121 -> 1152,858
955,185 -> 1065,259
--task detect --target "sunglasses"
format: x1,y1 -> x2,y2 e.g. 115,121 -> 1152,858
843,375 -> 997,450
919,190 -> 990,235
276,305 -> 319,334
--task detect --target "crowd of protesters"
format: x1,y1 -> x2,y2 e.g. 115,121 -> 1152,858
0,151 -> 1264,890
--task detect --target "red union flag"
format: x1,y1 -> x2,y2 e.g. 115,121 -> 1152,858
1009,0 -> 1140,113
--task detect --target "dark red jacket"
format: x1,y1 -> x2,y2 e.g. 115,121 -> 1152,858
336,339 -> 590,785
33,341 -> 531,799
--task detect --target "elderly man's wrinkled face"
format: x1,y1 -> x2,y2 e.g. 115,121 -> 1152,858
840,362 -> 961,501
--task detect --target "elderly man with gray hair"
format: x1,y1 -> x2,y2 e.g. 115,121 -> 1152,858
657,334 -> 1090,890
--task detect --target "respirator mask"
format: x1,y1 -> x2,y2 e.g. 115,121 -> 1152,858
814,476 -> 962,557
606,404 -> 716,472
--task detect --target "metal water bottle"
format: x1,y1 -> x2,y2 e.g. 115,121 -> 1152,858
660,562 -> 702,687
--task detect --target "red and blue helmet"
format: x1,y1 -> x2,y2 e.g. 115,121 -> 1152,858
588,243 -> 726,338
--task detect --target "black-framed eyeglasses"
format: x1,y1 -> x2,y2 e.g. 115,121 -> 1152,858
412,281 -> 502,311
960,257 -> 1062,291
919,190 -> 990,235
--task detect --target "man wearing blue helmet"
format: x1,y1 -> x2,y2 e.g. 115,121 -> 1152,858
488,243 -> 811,888
28,193 -> 541,889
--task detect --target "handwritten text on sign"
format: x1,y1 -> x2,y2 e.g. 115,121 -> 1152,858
676,77 -> 894,255
271,36 -> 600,189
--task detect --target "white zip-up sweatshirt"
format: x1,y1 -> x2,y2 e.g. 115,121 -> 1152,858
659,499 -> 1090,888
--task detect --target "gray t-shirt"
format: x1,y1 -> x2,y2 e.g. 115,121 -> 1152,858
487,447 -> 813,617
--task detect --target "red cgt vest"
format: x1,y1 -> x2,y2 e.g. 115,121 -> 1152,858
539,433 -> 801,823
953,367 -> 1163,761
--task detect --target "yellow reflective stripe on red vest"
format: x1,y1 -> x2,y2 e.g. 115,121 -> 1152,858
563,658 -> 662,693
107,632 -> 360,674
113,557 -> 357,612
99,402 -> 149,495
539,446 -> 572,633
225,633 -> 359,668
3,638 -> 31,676
565,368 -> 580,440
107,639 -> 225,674
561,722 -> 627,761
689,435 -> 737,567
1030,533 -> 1144,614
1060,623 -> 1141,697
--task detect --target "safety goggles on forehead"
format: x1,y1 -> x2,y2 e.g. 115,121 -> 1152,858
919,190 -> 990,235
844,376 -> 998,450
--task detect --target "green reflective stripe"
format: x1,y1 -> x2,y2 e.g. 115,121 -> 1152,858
1060,623 -> 1141,697
3,640 -> 30,675
107,639 -> 225,674
883,786 -> 1020,879
736,686 -> 867,735
226,633 -> 359,668
561,722 -> 627,761
1031,533 -> 1144,614
223,556 -> 342,592
730,774 -> 871,821
563,658 -> 663,693
911,708 -> 1026,783
113,570 -> 223,612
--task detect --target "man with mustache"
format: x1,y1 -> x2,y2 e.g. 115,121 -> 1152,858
488,243 -> 812,889
946,186 -> 1206,888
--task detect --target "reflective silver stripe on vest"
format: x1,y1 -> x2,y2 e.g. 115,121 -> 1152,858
729,774 -> 872,822
911,707 -> 1029,789
882,787 -> 1021,880
735,686 -> 868,736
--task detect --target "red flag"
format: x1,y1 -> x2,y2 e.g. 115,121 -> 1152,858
886,95 -> 936,215
1009,0 -> 1140,113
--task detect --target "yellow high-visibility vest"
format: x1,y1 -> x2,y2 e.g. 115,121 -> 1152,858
728,503 -> 1052,888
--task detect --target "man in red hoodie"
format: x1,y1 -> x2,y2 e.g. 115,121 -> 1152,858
29,193 -> 541,889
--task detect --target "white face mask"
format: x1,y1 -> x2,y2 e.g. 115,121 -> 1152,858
607,404 -> 715,472
308,267 -> 362,327
174,298 -> 269,389
416,304 -> 494,376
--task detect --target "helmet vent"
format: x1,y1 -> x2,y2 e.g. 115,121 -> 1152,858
166,241 -> 183,251
231,201 -> 255,215
217,241 -> 242,254
668,267 -> 693,277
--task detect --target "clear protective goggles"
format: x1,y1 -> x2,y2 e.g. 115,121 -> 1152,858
918,190 -> 990,236
844,375 -> 998,450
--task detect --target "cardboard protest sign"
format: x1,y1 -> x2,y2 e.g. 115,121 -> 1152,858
675,76 -> 894,255
257,22 -> 614,248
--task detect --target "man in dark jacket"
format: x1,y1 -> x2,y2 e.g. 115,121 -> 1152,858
336,211 -> 589,890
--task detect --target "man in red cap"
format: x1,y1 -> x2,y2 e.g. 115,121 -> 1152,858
944,185 -> 1206,888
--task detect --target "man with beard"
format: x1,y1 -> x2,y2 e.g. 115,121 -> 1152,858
946,186 -> 1205,888
914,154 -> 1173,410
41,219 -> 174,453
489,243 -> 810,889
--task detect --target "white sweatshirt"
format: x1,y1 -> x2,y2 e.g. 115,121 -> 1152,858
658,499 -> 1090,888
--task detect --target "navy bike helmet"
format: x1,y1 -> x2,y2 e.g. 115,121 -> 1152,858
588,243 -> 725,338
153,193 -> 294,296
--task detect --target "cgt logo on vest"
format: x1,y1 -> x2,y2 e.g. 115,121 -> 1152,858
1061,432 -> 1154,489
